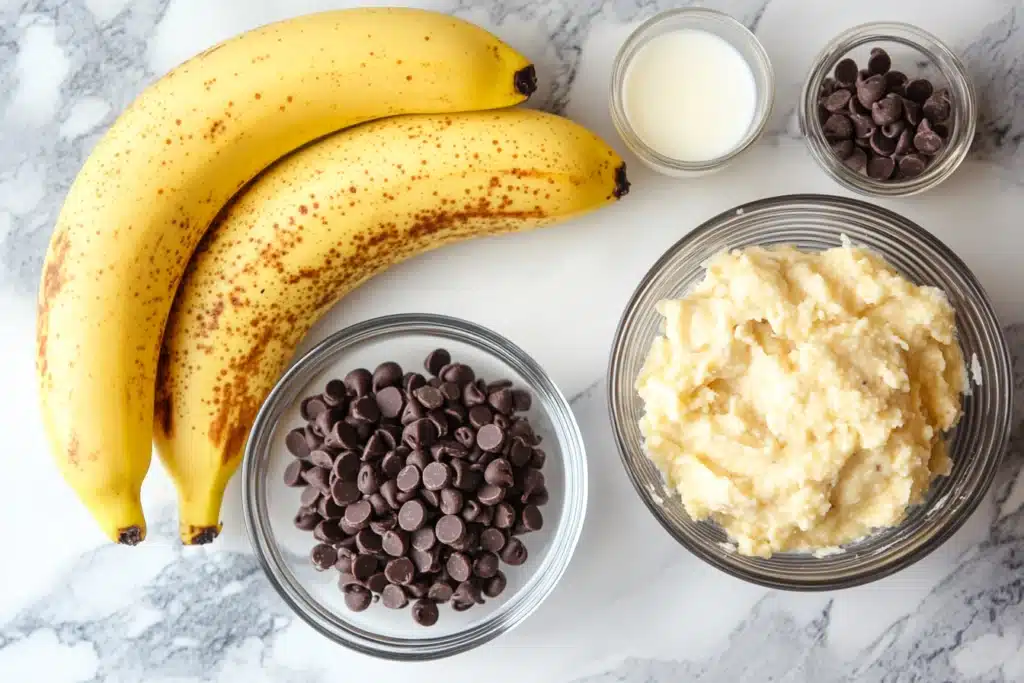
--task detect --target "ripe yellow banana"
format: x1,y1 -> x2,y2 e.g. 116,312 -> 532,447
155,109 -> 628,543
36,8 -> 535,545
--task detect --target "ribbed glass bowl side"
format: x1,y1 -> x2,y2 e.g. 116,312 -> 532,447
608,194 -> 1012,589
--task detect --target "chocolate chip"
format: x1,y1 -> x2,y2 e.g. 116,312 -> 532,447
406,581 -> 429,599
398,499 -> 427,531
344,500 -> 372,529
452,426 -> 476,449
483,571 -> 507,598
530,448 -> 547,469
412,385 -> 445,410
427,408 -> 449,438
500,537 -> 528,566
905,78 -> 933,103
369,513 -> 397,535
349,395 -> 379,424
302,396 -> 329,422
355,527 -> 382,554
440,382 -> 461,403
385,557 -> 415,585
366,571 -> 389,594
400,398 -> 426,426
869,127 -> 897,156
294,508 -> 321,531
445,552 -> 471,582
317,495 -> 344,520
866,155 -> 895,180
351,554 -> 378,581
436,514 -> 466,545
411,598 -> 439,626
823,89 -> 851,114
283,460 -> 309,487
285,428 -> 311,459
344,368 -> 372,396
871,93 -> 902,126
422,461 -> 451,491
325,420 -> 360,451
403,418 -> 437,449
922,94 -> 950,124
822,113 -> 853,140
397,465 -> 422,493
344,586 -> 372,612
885,70 -> 907,94
302,466 -> 330,494
440,488 -> 463,516
424,348 -> 451,377
314,405 -> 342,437
382,584 -> 408,609
371,387 -> 403,421
466,405 -> 492,429
856,74 -> 886,107
477,424 -> 505,452
508,438 -> 533,467
899,153 -> 928,178
330,478 -> 361,506
334,553 -> 353,574
462,381 -> 487,407
519,468 -> 545,501
511,390 -> 532,413
428,582 -> 454,603
441,363 -> 475,387
521,504 -> 544,532
378,451 -> 403,480
299,486 -> 321,510
488,388 -> 514,416
472,552 -> 500,579
478,484 -> 505,506
881,119 -> 906,139
867,47 -> 891,75
914,119 -> 944,155
369,362 -> 402,392
834,58 -> 858,86
462,499 -> 483,522
494,502 -> 516,529
331,451 -> 359,482
421,488 -> 440,508
483,458 -> 514,487
843,146 -> 868,173
409,547 -> 435,574
306,449 -> 331,470
310,543 -> 338,571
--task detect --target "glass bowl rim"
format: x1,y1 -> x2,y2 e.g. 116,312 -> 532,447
609,6 -> 776,174
607,193 -> 1012,590
242,313 -> 589,659
798,21 -> 978,197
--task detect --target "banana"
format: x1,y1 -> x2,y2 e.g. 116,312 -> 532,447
154,109 -> 628,543
36,8 -> 535,545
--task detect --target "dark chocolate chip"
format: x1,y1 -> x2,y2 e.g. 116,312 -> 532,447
428,582 -> 454,603
843,146 -> 868,173
511,390 -> 532,413
467,405 -> 493,429
477,424 -> 506,452
325,420 -> 360,451
366,572 -> 389,594
355,527 -> 382,554
914,119 -> 944,155
508,439 -> 533,467
440,488 -> 464,516
867,47 -> 891,75
371,362 -> 403,392
436,514 -> 466,545
400,398 -> 426,426
462,499 -> 483,522
331,450 -> 359,481
483,571 -> 507,598
302,466 -> 330,493
406,581 -> 429,599
370,513 -> 397,535
344,500 -> 372,529
413,385 -> 445,410
427,408 -> 449,437
283,460 -> 309,487
404,372 -> 427,396
411,527 -> 436,551
822,113 -> 853,140
344,586 -> 372,612
299,485 -> 321,509
409,547 -> 435,574
848,94 -> 871,116
870,127 -> 897,156
381,584 -> 409,609
339,517 -> 360,536
380,451 -> 404,479
519,468 -> 545,501
385,557 -> 416,585
315,406 -> 343,439
462,381 -> 487,407
473,552 -> 500,579
849,112 -> 874,140
398,499 -> 427,531
294,508 -> 321,531
824,89 -> 851,114
441,363 -> 475,387
494,502 -> 516,529
480,528 -> 507,553
530,448 -> 547,469
881,119 -> 906,138
317,495 -> 344,520
344,368 -> 372,396
871,93 -> 902,126
350,395 -> 380,424
421,488 -> 440,508
866,155 -> 895,180
885,70 -> 907,94
397,465 -> 422,493
500,537 -> 528,566
334,553 -> 353,574
488,388 -> 514,416
905,78 -> 933,103
308,449 -> 333,469
403,418 -> 437,449
899,153 -> 928,178
454,426 -> 476,449
484,458 -> 514,487
444,404 -> 467,428
440,381 -> 461,403
322,379 -> 348,406
834,58 -> 858,86
424,348 -> 451,377
331,478 -> 361,506
351,554 -> 378,581
374,386 -> 405,420
857,74 -> 886,107
303,396 -> 329,422
521,504 -> 544,532
412,598 -> 439,626
285,428 -> 311,458
302,424 -> 322,450
922,93 -> 951,123
443,552 -> 470,583
422,461 -> 451,491
310,543 -> 338,571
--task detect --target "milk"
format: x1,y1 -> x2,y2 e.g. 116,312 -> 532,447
624,29 -> 757,162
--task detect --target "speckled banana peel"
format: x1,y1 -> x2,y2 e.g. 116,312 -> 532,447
154,108 -> 629,544
35,7 -> 536,545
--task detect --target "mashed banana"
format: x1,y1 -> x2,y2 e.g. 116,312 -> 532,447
636,243 -> 964,557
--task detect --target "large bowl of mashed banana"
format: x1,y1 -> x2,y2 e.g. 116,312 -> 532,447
608,194 -> 1012,590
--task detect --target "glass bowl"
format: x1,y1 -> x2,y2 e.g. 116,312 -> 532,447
799,22 -> 976,196
607,194 -> 1012,590
242,314 -> 587,659
610,8 -> 774,177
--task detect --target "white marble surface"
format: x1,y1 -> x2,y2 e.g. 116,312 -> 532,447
2,0 -> 1024,681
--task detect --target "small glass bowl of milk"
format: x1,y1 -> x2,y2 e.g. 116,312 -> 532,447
610,9 -> 774,177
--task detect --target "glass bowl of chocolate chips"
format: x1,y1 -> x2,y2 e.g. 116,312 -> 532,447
241,314 -> 586,660
799,22 -> 976,196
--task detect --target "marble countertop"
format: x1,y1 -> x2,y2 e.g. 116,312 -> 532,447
2,0 -> 1023,681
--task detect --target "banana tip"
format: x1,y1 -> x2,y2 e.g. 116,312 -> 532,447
514,65 -> 537,98
118,526 -> 144,546
613,163 -> 630,199
186,526 -> 221,546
